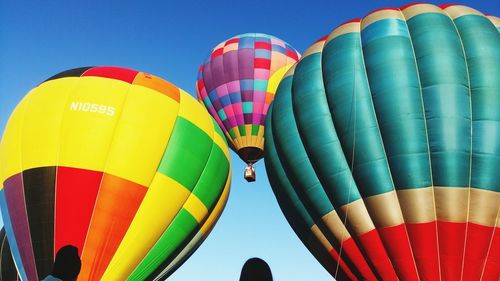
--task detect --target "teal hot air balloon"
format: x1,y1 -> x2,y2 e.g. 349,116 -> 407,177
265,3 -> 499,281
197,33 -> 300,182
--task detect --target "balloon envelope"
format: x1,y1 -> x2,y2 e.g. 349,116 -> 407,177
265,4 -> 499,281
196,33 -> 300,164
0,66 -> 231,281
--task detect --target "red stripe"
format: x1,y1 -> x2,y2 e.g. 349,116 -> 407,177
438,221 -> 466,281
462,223 -> 495,281
211,48 -> 224,59
286,49 -> 299,61
255,42 -> 272,50
55,167 -> 103,255
327,247 -> 359,281
82,66 -> 138,84
405,222 -> 440,281
254,58 -> 271,69
341,238 -> 378,280
225,38 -> 239,45
339,18 -> 362,27
439,4 -> 457,9
378,224 -> 419,281
314,36 -> 328,43
78,173 -> 147,281
481,227 -> 500,281
356,229 -> 398,280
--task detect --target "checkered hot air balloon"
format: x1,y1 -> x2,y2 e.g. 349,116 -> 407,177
196,33 -> 300,182
265,4 -> 500,281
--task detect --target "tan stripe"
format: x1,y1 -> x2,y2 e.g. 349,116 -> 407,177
302,40 -> 325,57
434,186 -> 468,222
442,5 -> 483,20
486,15 -> 500,28
283,64 -> 297,79
401,3 -> 445,20
362,9 -> 405,30
339,199 -> 375,235
310,224 -> 334,252
469,188 -> 499,227
321,210 -> 351,242
397,187 -> 436,223
364,190 -> 405,228
327,22 -> 360,43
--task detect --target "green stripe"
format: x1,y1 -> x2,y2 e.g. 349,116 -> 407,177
238,125 -> 246,136
407,13 -> 471,187
292,53 -> 361,205
157,117 -> 212,190
455,15 -> 500,192
323,32 -> 395,197
361,18 -> 432,189
251,124 -> 260,136
128,209 -> 198,280
271,74 -> 334,218
192,143 -> 229,209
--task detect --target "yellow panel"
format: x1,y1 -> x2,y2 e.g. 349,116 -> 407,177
58,77 -> 129,171
104,84 -> 179,186
183,194 -> 208,224
267,65 -> 292,94
177,90 -> 213,137
101,173 -> 191,280
0,94 -> 29,184
200,169 -> 231,234
21,78 -> 77,170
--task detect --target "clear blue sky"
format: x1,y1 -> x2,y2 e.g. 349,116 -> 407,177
1,1 -> 498,280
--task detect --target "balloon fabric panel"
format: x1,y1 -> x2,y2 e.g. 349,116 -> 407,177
0,66 -> 231,281
265,3 -> 500,281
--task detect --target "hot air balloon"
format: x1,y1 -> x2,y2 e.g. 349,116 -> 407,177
196,33 -> 300,182
0,66 -> 231,281
265,4 -> 499,281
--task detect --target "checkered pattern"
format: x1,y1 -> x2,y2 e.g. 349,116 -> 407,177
196,33 -> 300,157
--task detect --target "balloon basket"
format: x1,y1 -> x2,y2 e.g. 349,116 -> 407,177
244,163 -> 256,182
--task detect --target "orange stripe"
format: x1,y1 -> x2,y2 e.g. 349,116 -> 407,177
133,73 -> 180,102
78,174 -> 147,281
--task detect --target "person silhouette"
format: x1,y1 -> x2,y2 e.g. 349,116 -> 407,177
42,245 -> 81,281
239,257 -> 273,281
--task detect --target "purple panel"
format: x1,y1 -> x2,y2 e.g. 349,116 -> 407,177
212,99 -> 222,112
244,114 -> 252,123
238,49 -> 255,80
223,51 -> 239,82
241,91 -> 253,102
4,173 -> 37,281
222,119 -> 231,130
235,114 -> 244,126
210,56 -> 226,89
228,116 -> 237,129
202,62 -> 215,93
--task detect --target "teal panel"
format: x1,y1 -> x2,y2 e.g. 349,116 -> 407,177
322,32 -> 395,197
361,18 -> 432,189
217,109 -> 227,121
292,52 -> 361,206
242,102 -> 253,113
254,79 -> 268,91
271,75 -> 334,218
455,15 -> 500,192
407,13 -> 471,187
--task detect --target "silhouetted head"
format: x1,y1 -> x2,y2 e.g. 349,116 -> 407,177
239,257 -> 273,281
52,245 -> 81,281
